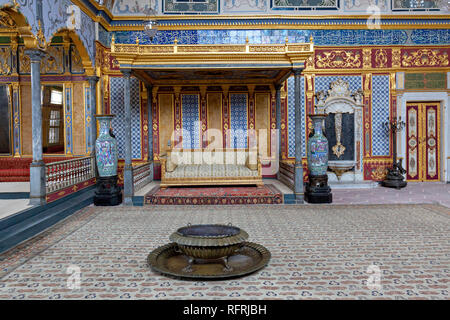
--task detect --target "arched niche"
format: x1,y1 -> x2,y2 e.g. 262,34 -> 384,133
315,79 -> 365,183
51,29 -> 94,76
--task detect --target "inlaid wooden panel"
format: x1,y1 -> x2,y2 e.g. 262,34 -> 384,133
158,93 -> 174,154
206,92 -> 223,149
20,84 -> 32,156
72,83 -> 85,155
255,93 -> 270,157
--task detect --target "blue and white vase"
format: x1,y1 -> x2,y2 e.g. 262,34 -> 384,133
95,114 -> 118,177
307,114 -> 329,176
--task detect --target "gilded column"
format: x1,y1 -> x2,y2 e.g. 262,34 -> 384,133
173,86 -> 182,148
221,85 -> 230,148
64,83 -> 73,155
275,84 -> 282,159
152,86 -> 159,159
87,76 -> 99,155
122,69 -> 134,206
200,86 -> 208,148
247,85 -> 256,149
294,69 -> 304,203
26,49 -> 46,206
146,84 -> 153,162
12,83 -> 21,157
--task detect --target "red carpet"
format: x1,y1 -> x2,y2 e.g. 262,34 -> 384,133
144,184 -> 283,205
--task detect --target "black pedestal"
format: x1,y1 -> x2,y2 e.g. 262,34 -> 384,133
381,170 -> 407,190
94,175 -> 122,206
305,174 -> 333,204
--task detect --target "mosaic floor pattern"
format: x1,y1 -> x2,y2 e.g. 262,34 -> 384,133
0,204 -> 449,300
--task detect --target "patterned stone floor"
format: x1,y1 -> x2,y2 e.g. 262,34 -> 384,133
0,203 -> 449,300
331,182 -> 450,208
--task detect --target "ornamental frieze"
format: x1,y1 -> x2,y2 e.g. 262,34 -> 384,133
315,49 -> 363,69
373,48 -> 391,69
401,48 -> 449,68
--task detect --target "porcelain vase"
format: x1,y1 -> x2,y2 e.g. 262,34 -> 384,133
307,114 -> 329,176
95,115 -> 118,177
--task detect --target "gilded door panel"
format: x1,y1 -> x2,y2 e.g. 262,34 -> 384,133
406,102 -> 440,182
406,104 -> 419,181
424,104 -> 440,181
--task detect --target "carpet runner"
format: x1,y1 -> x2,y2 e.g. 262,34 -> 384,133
144,184 -> 283,205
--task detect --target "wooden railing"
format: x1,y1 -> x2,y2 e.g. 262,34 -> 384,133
45,156 -> 96,194
133,162 -> 152,192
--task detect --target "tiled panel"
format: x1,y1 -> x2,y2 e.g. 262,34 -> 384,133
371,75 -> 390,156
114,29 -> 420,46
410,29 -> 450,45
110,77 -> 142,159
315,75 -> 362,93
181,94 -> 200,149
229,93 -> 248,149
286,76 -> 305,159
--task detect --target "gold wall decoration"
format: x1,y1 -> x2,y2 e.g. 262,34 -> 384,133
402,49 -> 449,67
391,48 -> 401,68
362,48 -> 371,69
70,45 -> 85,73
18,46 -> 31,73
370,166 -> 388,180
315,50 -> 362,69
0,46 -> 11,75
41,46 -> 64,74
35,20 -> 48,51
375,49 -> 388,68
0,11 -> 16,28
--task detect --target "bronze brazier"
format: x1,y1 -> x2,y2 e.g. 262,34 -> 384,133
169,224 -> 249,272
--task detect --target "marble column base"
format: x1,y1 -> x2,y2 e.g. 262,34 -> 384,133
29,161 -> 46,206
294,193 -> 304,203
123,165 -> 134,206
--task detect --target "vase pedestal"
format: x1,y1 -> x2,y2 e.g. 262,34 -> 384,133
305,174 -> 333,204
94,175 -> 122,206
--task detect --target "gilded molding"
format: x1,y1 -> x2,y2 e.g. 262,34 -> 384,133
315,50 -> 362,69
402,49 -> 449,68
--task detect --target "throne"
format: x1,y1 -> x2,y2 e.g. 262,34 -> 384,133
160,147 -> 263,188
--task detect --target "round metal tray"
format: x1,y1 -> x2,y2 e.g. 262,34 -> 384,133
147,242 -> 271,280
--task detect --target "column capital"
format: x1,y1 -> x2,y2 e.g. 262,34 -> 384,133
86,76 -> 100,85
25,49 -> 46,62
293,68 -> 303,77
121,69 -> 132,77
274,83 -> 283,91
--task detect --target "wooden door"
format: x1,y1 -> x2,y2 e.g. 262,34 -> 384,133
406,102 -> 440,181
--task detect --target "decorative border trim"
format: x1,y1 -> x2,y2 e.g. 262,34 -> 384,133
45,177 -> 96,203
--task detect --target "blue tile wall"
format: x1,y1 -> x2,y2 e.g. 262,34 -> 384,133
110,77 -> 142,159
371,75 -> 390,157
113,29 -> 450,46
181,94 -> 201,149
229,93 -> 248,149
287,76 -> 306,159
315,75 -> 363,93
